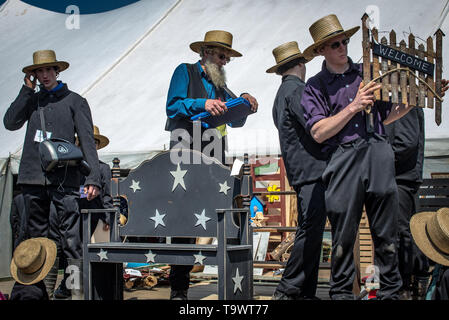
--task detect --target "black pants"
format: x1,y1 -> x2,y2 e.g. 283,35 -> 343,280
22,185 -> 82,259
323,135 -> 402,300
275,181 -> 327,297
396,182 -> 430,289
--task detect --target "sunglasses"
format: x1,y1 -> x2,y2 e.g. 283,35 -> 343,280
328,38 -> 350,50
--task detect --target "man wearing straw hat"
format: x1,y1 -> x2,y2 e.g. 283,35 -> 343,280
410,207 -> 449,299
164,30 -> 258,300
300,14 -> 417,300
3,50 -> 101,272
165,30 -> 258,165
267,41 -> 327,299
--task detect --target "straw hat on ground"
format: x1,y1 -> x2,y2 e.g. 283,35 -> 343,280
10,238 -> 57,285
190,30 -> 242,57
266,41 -> 312,73
93,125 -> 109,150
303,14 -> 360,58
22,50 -> 69,74
410,207 -> 449,266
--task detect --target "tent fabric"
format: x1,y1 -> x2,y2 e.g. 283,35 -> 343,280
0,158 -> 13,279
1,0 -> 449,170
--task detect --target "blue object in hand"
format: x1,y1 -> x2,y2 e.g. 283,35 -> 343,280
190,97 -> 253,128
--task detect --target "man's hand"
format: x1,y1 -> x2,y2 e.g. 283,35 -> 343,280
241,93 -> 258,112
205,99 -> 227,116
84,185 -> 100,201
349,81 -> 381,114
24,72 -> 37,90
441,79 -> 449,97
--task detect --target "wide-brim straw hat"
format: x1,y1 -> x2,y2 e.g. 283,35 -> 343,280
93,125 -> 109,150
303,14 -> 360,58
266,41 -> 313,73
410,207 -> 449,266
10,238 -> 57,285
22,50 -> 69,74
190,30 -> 242,57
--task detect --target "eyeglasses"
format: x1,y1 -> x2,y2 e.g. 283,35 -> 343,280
329,38 -> 350,50
216,52 -> 231,62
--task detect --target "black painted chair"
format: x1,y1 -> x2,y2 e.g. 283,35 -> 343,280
82,150 -> 253,300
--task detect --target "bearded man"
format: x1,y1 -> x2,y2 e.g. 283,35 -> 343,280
164,30 -> 258,300
165,30 -> 258,164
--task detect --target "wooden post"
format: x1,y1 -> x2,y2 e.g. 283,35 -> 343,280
418,44 -> 427,107
408,33 -> 417,107
381,37 -> 390,102
426,36 -> 435,109
399,40 -> 408,105
372,28 -> 381,100
435,29 -> 444,125
390,30 -> 399,104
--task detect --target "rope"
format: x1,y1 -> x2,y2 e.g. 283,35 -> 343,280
367,66 -> 444,102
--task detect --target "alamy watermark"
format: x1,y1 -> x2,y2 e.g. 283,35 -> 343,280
65,5 -> 80,30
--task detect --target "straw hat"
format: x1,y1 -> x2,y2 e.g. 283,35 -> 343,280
190,30 -> 242,57
303,14 -> 360,58
22,50 -> 69,74
93,125 -> 109,150
10,238 -> 57,285
410,207 -> 449,266
266,41 -> 312,73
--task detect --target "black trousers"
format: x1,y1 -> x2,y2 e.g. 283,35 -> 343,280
396,182 -> 430,289
323,135 -> 402,300
22,185 -> 82,259
275,181 -> 327,297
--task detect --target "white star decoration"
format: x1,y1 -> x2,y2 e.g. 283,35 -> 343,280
150,209 -> 166,228
145,250 -> 156,263
97,249 -> 108,261
219,181 -> 231,195
129,179 -> 141,193
193,251 -> 206,265
232,268 -> 244,294
194,209 -> 211,230
170,163 -> 187,192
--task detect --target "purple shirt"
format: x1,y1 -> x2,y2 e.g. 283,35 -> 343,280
301,58 -> 392,149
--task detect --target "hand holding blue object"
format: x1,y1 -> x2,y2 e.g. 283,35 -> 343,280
190,97 -> 254,128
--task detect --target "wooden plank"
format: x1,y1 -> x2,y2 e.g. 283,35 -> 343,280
435,29 -> 444,125
418,188 -> 449,196
372,28 -> 381,100
408,33 -> 417,106
421,178 -> 449,186
400,40 -> 408,105
418,43 -> 427,107
426,36 -> 435,109
362,14 -> 371,85
381,37 -> 390,102
418,198 -> 449,206
390,30 -> 399,104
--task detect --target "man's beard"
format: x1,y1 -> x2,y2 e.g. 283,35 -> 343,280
204,59 -> 227,88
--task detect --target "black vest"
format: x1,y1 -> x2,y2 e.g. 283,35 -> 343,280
166,63 -> 227,162
165,63 -> 226,134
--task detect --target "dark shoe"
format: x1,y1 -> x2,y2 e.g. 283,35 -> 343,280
170,289 -> 188,300
272,290 -> 296,300
399,289 -> 412,300
54,281 -> 72,300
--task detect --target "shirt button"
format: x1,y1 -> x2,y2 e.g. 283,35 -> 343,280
355,123 -> 359,128
345,84 -> 349,88
349,98 -> 353,102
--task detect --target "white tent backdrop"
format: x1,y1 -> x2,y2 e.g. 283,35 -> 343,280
1,0 -> 449,175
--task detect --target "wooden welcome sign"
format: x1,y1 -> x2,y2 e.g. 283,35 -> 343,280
361,14 -> 444,125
